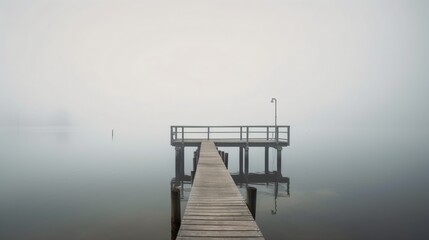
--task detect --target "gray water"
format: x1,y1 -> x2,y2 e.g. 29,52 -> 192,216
1,126 -> 428,240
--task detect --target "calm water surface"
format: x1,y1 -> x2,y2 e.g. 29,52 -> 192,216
1,126 -> 428,239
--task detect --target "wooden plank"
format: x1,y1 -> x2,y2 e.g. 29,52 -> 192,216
184,212 -> 251,216
182,220 -> 257,226
182,216 -> 254,221
177,238 -> 265,240
186,210 -> 250,213
177,141 -> 264,239
180,225 -> 260,231
179,230 -> 263,237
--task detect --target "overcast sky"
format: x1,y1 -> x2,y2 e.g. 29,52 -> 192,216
0,0 -> 428,133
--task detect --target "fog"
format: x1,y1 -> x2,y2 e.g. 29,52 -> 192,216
1,1 -> 429,239
1,0 -> 427,132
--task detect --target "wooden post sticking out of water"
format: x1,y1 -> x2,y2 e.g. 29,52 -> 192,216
191,170 -> 195,184
277,146 -> 282,175
193,151 -> 197,172
264,146 -> 269,174
239,147 -> 244,180
224,153 -> 229,169
246,186 -> 257,219
245,146 -> 249,182
175,147 -> 181,185
180,147 -> 185,179
171,187 -> 181,240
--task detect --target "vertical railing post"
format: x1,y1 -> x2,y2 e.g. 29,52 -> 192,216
266,126 -> 269,140
275,126 -> 279,145
207,127 -> 210,140
246,126 -> 249,144
240,127 -> 243,140
181,127 -> 184,145
287,126 -> 290,146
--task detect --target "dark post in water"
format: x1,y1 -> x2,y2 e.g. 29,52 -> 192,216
239,147 -> 244,180
191,170 -> 195,184
246,186 -> 257,219
245,146 -> 249,182
277,146 -> 282,175
171,187 -> 181,240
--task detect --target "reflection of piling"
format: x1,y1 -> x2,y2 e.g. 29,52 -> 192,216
171,187 -> 181,240
224,153 -> 229,169
246,186 -> 257,219
273,171 -> 279,199
287,178 -> 290,196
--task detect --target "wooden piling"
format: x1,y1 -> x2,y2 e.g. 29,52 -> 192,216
239,147 -> 244,179
224,152 -> 229,169
171,187 -> 181,240
175,147 -> 181,185
277,146 -> 282,175
246,186 -> 257,219
245,146 -> 249,178
264,147 -> 269,174
193,151 -> 197,171
180,147 -> 185,179
191,170 -> 195,184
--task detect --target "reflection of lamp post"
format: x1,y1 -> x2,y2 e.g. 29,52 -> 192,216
270,98 -> 277,127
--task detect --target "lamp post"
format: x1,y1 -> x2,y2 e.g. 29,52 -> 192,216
270,98 -> 277,127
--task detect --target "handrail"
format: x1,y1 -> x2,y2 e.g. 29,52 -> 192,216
170,125 -> 290,145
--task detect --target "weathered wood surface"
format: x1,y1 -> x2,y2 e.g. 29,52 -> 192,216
177,141 -> 264,240
172,138 -> 288,147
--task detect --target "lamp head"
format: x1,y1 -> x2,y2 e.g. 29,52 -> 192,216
271,98 -> 276,103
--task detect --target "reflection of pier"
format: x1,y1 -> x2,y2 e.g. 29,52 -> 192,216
175,172 -> 290,195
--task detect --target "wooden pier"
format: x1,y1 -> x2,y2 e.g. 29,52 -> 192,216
171,125 -> 290,183
176,140 -> 264,239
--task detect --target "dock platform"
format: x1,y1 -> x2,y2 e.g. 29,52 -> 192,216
176,140 -> 265,239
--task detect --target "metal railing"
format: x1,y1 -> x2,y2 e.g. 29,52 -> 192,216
170,125 -> 290,145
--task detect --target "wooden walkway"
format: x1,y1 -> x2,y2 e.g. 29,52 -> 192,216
177,140 -> 264,240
